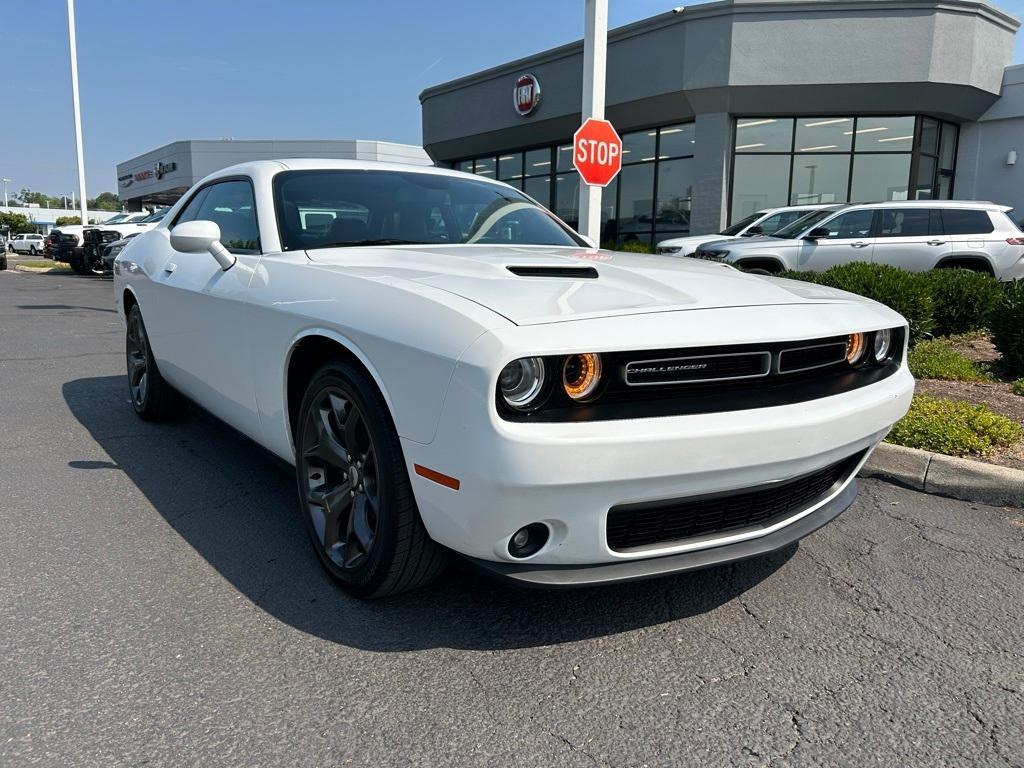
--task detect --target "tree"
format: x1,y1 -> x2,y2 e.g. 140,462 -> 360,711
88,192 -> 120,211
0,212 -> 37,234
55,216 -> 81,226
18,189 -> 63,209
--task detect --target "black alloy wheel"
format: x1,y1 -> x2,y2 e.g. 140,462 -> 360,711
125,305 -> 182,421
296,363 -> 446,597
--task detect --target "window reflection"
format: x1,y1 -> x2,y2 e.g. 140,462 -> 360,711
735,118 -> 793,153
853,117 -> 915,152
731,155 -> 790,220
849,154 -> 911,202
790,155 -> 850,205
794,117 -> 853,153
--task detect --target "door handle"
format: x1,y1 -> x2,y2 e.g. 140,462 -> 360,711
164,262 -> 177,274
851,242 -> 870,248
927,240 -> 945,246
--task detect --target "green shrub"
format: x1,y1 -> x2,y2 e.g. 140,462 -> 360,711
777,269 -> 826,284
924,269 -> 1003,337
908,339 -> 989,381
614,240 -> 655,254
990,280 -> 1024,377
817,263 -> 934,345
887,394 -> 1022,456
1012,379 -> 1024,397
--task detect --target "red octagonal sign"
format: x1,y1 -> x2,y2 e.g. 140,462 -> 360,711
573,118 -> 623,187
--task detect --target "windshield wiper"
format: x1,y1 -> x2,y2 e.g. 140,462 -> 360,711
313,238 -> 427,249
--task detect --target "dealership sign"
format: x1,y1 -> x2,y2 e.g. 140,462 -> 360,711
514,73 -> 541,116
573,118 -> 622,187
127,161 -> 178,185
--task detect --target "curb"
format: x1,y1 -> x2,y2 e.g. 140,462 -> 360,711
13,264 -> 71,274
861,442 -> 1024,508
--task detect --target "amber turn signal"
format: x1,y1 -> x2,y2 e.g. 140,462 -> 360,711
846,332 -> 867,365
562,353 -> 603,401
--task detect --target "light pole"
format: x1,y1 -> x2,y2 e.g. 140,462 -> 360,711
66,0 -> 88,225
577,0 -> 608,244
1,178 -> 11,208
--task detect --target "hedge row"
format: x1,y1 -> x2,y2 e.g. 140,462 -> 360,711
777,263 -> 1024,375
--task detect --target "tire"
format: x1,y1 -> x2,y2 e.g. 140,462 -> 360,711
69,254 -> 89,275
125,305 -> 183,421
0,256 -> 6,271
29,246 -> 36,255
295,362 -> 447,598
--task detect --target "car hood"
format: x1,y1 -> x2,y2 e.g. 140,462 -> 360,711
704,235 -> 802,253
306,245 -> 862,326
657,234 -> 737,251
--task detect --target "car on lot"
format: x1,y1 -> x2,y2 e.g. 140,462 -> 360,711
99,233 -> 142,273
9,233 -> 46,255
86,209 -> 168,274
114,159 -> 913,598
695,201 -> 1024,280
656,204 -> 841,257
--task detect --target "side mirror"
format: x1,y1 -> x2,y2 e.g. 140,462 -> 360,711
745,225 -> 764,236
169,219 -> 235,270
804,227 -> 831,241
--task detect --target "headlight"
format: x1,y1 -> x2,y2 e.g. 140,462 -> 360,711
846,332 -> 867,366
499,357 -> 546,410
873,329 -> 894,363
697,250 -> 727,261
656,246 -> 681,255
562,353 -> 602,401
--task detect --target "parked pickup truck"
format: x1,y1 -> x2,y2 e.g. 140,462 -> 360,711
9,233 -> 47,255
82,210 -> 168,274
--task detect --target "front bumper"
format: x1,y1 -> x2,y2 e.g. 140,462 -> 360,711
465,476 -> 858,587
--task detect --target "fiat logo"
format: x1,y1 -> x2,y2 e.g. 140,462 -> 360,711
514,73 -> 541,116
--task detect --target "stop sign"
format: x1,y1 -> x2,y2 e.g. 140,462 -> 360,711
573,118 -> 623,187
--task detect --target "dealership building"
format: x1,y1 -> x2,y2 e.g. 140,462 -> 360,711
420,0 -> 1024,245
115,139 -> 430,211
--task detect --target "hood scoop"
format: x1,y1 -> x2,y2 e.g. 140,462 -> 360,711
507,265 -> 598,279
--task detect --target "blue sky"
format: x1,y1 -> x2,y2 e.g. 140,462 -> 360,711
2,0 -> 1023,197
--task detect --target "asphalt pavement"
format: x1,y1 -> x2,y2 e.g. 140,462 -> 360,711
1,271 -> 1022,767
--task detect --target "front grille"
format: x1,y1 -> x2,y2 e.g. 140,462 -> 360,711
626,351 -> 770,386
605,451 -> 863,552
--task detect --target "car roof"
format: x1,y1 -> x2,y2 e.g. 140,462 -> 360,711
760,203 -> 843,214
199,158 -> 490,186
846,200 -> 1012,212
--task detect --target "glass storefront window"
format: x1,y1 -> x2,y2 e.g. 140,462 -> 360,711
497,153 -> 522,182
731,155 -> 790,220
853,117 -> 915,152
556,145 -> 575,173
794,117 -> 853,153
455,160 -> 473,174
474,157 -> 496,177
656,158 -> 693,234
919,118 -> 940,156
735,118 -> 792,153
914,155 -> 937,200
525,148 -> 552,176
616,163 -> 655,242
621,131 -> 656,164
849,154 -> 911,202
939,123 -> 957,170
659,123 -> 696,158
523,175 -> 551,208
790,155 -> 850,205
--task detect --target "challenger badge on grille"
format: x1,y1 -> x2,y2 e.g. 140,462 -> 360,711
625,351 -> 771,386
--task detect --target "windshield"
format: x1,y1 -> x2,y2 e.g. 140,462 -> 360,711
719,212 -> 763,237
274,170 -> 585,251
772,209 -> 837,239
103,214 -> 129,225
138,209 -> 168,223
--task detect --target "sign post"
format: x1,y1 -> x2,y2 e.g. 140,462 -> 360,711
66,0 -> 88,226
577,0 -> 609,245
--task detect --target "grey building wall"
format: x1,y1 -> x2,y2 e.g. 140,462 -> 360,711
956,64 -> 1024,217
420,0 -> 1019,234
116,139 -> 430,209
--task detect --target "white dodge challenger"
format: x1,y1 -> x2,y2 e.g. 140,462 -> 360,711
113,159 -> 914,597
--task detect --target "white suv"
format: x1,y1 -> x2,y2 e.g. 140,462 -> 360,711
695,201 -> 1024,281
655,204 -> 840,257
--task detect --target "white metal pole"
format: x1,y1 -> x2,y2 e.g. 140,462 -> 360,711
1,178 -> 10,208
578,0 -> 608,244
66,0 -> 88,225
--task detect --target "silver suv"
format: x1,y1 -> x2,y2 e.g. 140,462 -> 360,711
695,201 -> 1024,281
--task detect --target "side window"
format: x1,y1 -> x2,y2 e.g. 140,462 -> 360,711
819,210 -> 874,239
174,187 -> 210,225
940,209 -> 995,236
876,208 -> 931,238
189,180 -> 260,253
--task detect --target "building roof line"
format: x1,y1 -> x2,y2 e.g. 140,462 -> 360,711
419,0 -> 1020,101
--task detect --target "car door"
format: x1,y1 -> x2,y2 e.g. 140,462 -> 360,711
871,207 -> 949,272
141,179 -> 264,441
794,209 -> 876,270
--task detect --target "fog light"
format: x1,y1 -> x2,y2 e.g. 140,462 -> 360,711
846,332 -> 867,366
507,523 -> 549,558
